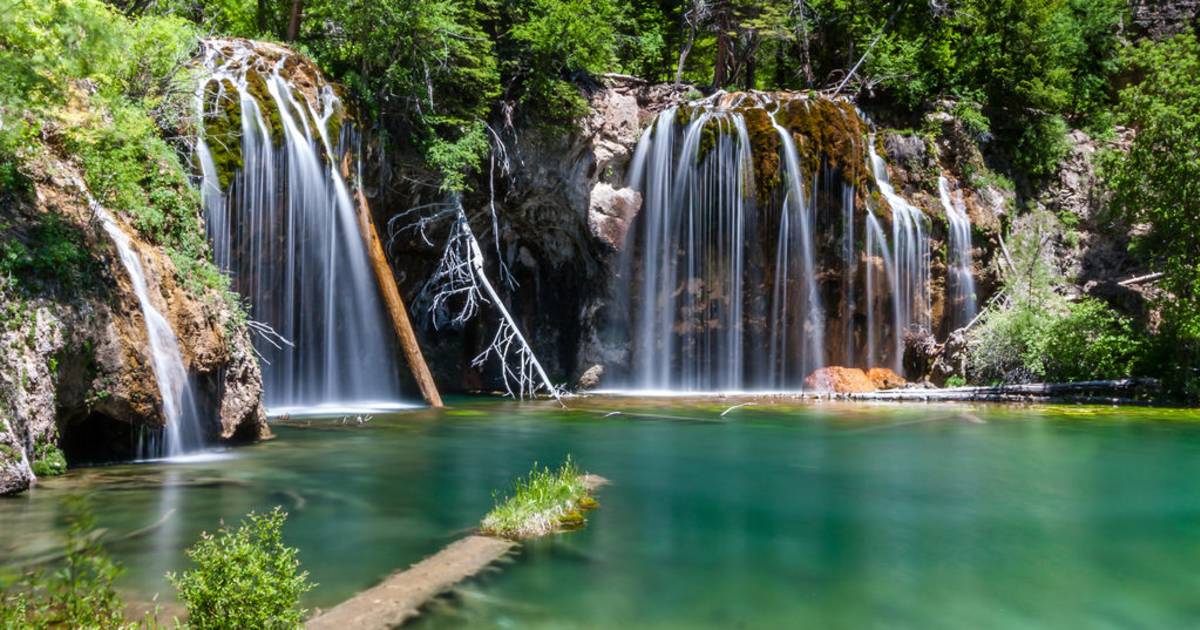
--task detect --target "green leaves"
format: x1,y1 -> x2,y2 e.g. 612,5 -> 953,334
1104,34 -> 1200,400
168,507 -> 314,630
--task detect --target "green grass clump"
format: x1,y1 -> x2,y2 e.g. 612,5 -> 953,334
481,456 -> 593,540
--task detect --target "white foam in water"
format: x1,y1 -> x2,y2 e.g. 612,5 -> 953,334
267,400 -> 421,418
138,451 -> 237,465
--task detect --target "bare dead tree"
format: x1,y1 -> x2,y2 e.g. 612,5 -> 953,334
675,0 -> 710,86
394,200 -> 565,405
484,124 -> 516,289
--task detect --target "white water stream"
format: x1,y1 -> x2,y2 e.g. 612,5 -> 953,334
86,191 -> 202,457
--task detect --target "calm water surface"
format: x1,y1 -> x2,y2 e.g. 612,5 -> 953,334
4,397 -> 1200,628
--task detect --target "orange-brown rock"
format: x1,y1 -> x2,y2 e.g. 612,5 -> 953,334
866,368 -> 907,390
804,367 -> 877,393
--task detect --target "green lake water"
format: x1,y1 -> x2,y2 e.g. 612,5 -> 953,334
4,397 -> 1200,628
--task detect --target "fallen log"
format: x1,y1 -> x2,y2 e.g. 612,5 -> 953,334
848,378 -> 1160,404
342,154 -> 443,408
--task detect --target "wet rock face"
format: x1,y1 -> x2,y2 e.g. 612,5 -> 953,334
0,159 -> 268,494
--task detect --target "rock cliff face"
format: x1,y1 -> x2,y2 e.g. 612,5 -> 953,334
0,156 -> 268,495
385,84 -> 1012,391
1131,0 -> 1199,38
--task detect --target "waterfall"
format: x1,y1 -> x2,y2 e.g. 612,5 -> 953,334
616,94 -> 946,391
196,41 -> 404,411
768,108 -> 825,386
623,107 -> 754,390
867,138 -> 932,371
939,176 -> 978,330
87,191 -> 203,458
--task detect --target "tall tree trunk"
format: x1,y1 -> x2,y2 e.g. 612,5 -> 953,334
743,39 -> 756,91
796,0 -> 814,87
286,0 -> 304,41
256,0 -> 268,34
713,16 -> 730,88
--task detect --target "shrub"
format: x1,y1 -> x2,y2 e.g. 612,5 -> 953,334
168,507 -> 314,630
1042,298 -> 1144,382
0,497 -> 131,629
31,442 -> 68,477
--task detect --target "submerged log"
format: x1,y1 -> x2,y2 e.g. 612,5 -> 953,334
344,156 -> 443,408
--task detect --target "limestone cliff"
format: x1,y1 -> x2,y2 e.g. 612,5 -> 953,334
0,155 -> 268,495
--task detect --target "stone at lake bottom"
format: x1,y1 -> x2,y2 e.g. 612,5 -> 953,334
804,367 -> 877,394
866,368 -> 907,390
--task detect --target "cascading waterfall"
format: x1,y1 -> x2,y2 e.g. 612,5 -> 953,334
768,107 -> 825,387
196,41 -> 402,411
939,176 -> 978,329
87,191 -> 203,457
625,106 -> 754,390
867,138 -> 932,371
617,94 -> 944,391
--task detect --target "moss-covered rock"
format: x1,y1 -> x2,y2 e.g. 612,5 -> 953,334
202,78 -> 243,190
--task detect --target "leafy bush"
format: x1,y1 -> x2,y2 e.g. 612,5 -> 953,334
168,507 -> 314,630
1042,299 -> 1145,382
31,442 -> 68,477
968,299 -> 1058,384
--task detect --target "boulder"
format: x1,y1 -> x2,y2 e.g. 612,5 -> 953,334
866,368 -> 907,390
576,364 -> 604,391
588,184 -> 642,250
804,367 -> 877,393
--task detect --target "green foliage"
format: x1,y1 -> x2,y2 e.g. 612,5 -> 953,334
969,208 -> 1146,384
168,507 -> 314,630
1,0 -> 237,310
0,497 -> 132,629
481,456 -> 591,539
944,375 -> 967,388
31,442 -> 68,477
1042,298 -> 1145,382
0,216 -> 99,293
505,0 -> 623,117
299,0 -> 500,189
1104,34 -> 1200,401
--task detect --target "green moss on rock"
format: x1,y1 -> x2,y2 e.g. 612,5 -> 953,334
202,79 -> 243,190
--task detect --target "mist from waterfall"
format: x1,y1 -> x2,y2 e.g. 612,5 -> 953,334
939,176 -> 978,330
196,41 -> 402,410
616,95 -> 943,391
